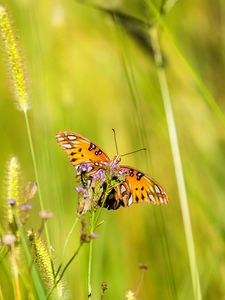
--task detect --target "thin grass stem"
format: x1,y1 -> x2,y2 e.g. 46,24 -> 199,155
11,245 -> 22,300
17,217 -> 46,298
23,110 -> 50,250
61,216 -> 79,261
112,14 -> 178,298
144,0 -> 225,128
88,211 -> 95,299
47,243 -> 82,299
150,27 -> 202,300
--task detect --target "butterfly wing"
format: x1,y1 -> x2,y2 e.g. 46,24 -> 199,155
56,131 -> 110,167
103,166 -> 168,209
121,166 -> 168,206
56,131 -> 168,210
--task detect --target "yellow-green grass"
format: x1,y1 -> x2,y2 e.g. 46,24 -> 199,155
0,1 -> 225,299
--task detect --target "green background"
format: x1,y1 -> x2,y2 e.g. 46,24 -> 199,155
0,0 -> 225,299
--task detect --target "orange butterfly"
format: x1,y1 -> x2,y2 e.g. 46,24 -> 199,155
56,131 -> 168,210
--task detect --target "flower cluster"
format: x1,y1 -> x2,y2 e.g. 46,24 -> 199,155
75,162 -> 127,215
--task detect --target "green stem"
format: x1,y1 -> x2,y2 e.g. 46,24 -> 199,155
144,0 -> 225,128
93,186 -> 111,230
23,111 -> 51,250
47,244 -> 82,299
150,28 -> 202,300
61,217 -> 79,261
88,211 -> 95,299
17,218 -> 46,299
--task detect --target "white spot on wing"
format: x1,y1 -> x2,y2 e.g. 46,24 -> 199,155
87,166 -> 93,172
128,195 -> 133,206
62,143 -> 72,149
149,194 -> 156,203
68,135 -> 77,140
159,196 -> 164,204
120,184 -> 126,194
57,137 -> 64,141
154,184 -> 161,194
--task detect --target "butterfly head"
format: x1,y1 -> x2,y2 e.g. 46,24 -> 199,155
110,155 -> 121,168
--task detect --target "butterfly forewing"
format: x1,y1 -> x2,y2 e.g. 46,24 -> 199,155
56,131 -> 110,167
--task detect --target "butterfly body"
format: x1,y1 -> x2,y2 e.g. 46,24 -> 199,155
56,131 -> 168,209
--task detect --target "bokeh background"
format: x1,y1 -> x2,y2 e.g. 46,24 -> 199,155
0,0 -> 225,299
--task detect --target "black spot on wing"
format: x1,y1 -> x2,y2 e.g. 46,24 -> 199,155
137,172 -> 144,181
129,169 -> 134,177
95,149 -> 103,155
88,143 -> 96,151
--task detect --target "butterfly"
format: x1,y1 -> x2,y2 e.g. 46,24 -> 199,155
56,131 -> 168,210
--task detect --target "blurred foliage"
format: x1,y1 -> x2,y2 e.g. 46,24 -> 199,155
0,0 -> 225,299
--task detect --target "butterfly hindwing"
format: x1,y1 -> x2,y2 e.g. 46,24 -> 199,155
56,131 -> 110,167
120,166 -> 168,206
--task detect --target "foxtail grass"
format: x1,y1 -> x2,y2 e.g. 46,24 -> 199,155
5,157 -> 21,231
28,230 -> 65,298
0,5 -> 50,250
3,157 -> 22,300
0,5 -> 29,112
3,156 -> 46,298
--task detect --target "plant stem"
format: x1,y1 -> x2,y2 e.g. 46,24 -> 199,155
150,27 -> 202,300
17,218 -> 46,299
47,244 -> 82,299
10,245 -> 22,300
88,211 -> 95,299
62,217 -> 79,261
93,186 -> 111,230
23,111 -> 50,250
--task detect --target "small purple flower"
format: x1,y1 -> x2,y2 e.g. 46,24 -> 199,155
3,234 -> 16,245
8,199 -> 16,206
88,233 -> 99,239
91,169 -> 105,182
20,203 -> 32,212
76,186 -> 91,200
110,166 -> 120,176
118,169 -> 128,177
75,186 -> 87,193
39,210 -> 53,219
76,162 -> 91,175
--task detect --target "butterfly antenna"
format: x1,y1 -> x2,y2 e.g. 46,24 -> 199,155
112,128 -> 119,155
121,148 -> 147,157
